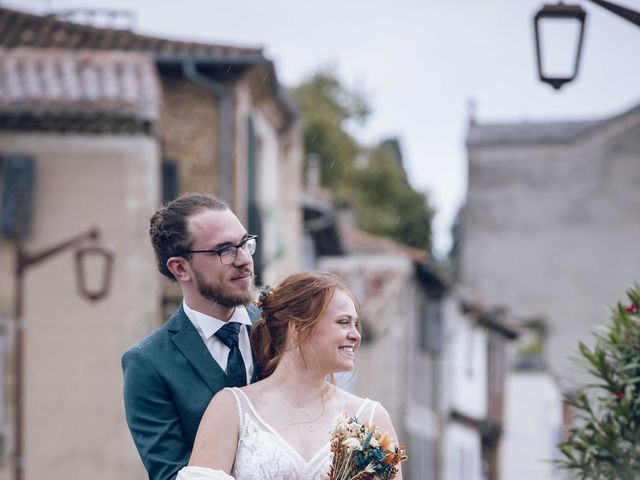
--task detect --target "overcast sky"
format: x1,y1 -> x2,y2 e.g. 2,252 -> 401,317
7,0 -> 640,256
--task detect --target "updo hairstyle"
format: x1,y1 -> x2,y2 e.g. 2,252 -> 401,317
251,271 -> 360,378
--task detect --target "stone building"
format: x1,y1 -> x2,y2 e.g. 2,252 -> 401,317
316,210 -> 518,480
462,102 -> 640,387
462,103 -> 640,478
0,5 -> 303,480
0,5 -> 303,288
0,47 -> 162,480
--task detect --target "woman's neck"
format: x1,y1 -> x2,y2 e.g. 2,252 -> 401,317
265,352 -> 332,404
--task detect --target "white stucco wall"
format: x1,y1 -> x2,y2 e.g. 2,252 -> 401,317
501,371 -> 563,480
0,132 -> 160,480
442,298 -> 488,420
233,77 -> 303,286
443,422 -> 482,480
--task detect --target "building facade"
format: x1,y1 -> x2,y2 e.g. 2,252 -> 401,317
0,6 -> 304,480
462,102 -> 640,478
463,104 -> 640,387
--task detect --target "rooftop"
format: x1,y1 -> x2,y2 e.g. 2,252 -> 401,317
466,101 -> 640,147
0,47 -> 160,132
0,6 -> 263,60
466,119 -> 604,146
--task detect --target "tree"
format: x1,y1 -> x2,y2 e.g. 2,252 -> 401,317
350,140 -> 433,251
292,70 -> 368,195
557,284 -> 640,479
292,70 -> 434,253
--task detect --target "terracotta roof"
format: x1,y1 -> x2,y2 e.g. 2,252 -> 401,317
0,6 -> 263,59
341,227 -> 429,264
0,7 -> 298,125
0,47 -> 160,131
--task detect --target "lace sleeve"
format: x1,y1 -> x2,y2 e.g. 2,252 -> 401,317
176,466 -> 235,480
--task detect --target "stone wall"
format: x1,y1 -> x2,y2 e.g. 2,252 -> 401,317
463,107 -> 640,386
0,133 -> 160,480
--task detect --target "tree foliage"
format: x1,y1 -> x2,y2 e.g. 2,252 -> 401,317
557,285 -> 640,479
292,70 -> 433,252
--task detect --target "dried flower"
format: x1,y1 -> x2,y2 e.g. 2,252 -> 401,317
342,437 -> 363,452
327,412 -> 407,480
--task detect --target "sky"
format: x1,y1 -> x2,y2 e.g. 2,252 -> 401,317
6,0 -> 640,256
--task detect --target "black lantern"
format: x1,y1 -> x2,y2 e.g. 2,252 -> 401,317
534,2 -> 587,90
75,242 -> 115,301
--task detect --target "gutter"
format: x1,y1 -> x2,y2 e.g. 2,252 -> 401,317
181,59 -> 233,203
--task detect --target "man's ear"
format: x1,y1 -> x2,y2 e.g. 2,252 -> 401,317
166,256 -> 192,282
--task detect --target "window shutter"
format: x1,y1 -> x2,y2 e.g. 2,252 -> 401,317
1,155 -> 35,239
161,160 -> 179,204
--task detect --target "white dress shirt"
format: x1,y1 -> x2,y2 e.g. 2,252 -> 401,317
183,301 -> 254,384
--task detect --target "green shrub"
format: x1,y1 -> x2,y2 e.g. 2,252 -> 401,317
558,284 -> 640,479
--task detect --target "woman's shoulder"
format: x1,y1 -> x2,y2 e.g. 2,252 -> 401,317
332,387 -> 392,423
202,388 -> 242,424
332,387 -> 378,411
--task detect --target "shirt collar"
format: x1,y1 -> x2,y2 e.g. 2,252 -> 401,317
183,301 -> 252,339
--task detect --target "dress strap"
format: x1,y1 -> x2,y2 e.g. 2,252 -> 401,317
354,398 -> 370,419
367,401 -> 379,425
224,387 -> 244,433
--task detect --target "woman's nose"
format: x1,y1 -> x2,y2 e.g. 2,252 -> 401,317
348,326 -> 361,342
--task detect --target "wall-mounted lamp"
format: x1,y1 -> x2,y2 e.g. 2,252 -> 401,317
534,2 -> 587,90
534,0 -> 640,90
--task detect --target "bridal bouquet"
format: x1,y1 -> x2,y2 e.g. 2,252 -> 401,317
327,412 -> 407,480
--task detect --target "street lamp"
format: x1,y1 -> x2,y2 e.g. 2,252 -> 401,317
534,0 -> 640,90
13,227 -> 114,480
534,2 -> 587,90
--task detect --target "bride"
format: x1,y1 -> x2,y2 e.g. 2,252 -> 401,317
177,271 -> 403,480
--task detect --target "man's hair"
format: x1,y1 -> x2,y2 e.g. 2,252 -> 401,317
149,193 -> 228,280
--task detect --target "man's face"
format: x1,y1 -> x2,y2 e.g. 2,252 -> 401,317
186,208 -> 256,308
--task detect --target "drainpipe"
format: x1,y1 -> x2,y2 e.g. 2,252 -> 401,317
181,60 -> 233,204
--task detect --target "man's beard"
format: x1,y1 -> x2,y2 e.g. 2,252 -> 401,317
192,265 -> 256,308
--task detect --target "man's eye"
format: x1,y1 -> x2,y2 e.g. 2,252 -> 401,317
217,246 -> 234,256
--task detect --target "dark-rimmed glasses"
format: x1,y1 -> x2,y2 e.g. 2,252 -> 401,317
180,235 -> 258,265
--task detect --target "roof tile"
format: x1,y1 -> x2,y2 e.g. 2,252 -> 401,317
0,47 -> 160,121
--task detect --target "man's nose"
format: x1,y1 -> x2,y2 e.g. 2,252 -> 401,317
233,245 -> 253,267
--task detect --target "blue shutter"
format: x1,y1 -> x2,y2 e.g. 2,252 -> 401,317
1,155 -> 35,238
162,160 -> 179,204
246,117 -> 263,283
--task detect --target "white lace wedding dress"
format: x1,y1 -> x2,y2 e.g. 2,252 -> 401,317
177,387 -> 378,480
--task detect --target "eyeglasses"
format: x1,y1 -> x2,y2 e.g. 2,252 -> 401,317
181,235 -> 258,265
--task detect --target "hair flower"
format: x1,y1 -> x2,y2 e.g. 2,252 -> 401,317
256,286 -> 273,310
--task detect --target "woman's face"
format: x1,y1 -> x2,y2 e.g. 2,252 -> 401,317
301,288 -> 361,374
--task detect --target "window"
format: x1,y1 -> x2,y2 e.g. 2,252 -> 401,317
161,159 -> 179,204
419,297 -> 443,354
1,154 -> 35,239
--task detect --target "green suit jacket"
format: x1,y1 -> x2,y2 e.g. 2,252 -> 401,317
122,305 -> 259,480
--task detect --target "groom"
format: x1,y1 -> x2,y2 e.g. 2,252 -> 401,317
123,193 -> 260,480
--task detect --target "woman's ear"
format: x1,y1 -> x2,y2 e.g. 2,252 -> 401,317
167,256 -> 192,282
286,321 -> 300,350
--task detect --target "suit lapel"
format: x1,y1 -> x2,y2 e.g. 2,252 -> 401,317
168,307 -> 227,392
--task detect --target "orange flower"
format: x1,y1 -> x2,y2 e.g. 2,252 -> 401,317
378,432 -> 394,451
